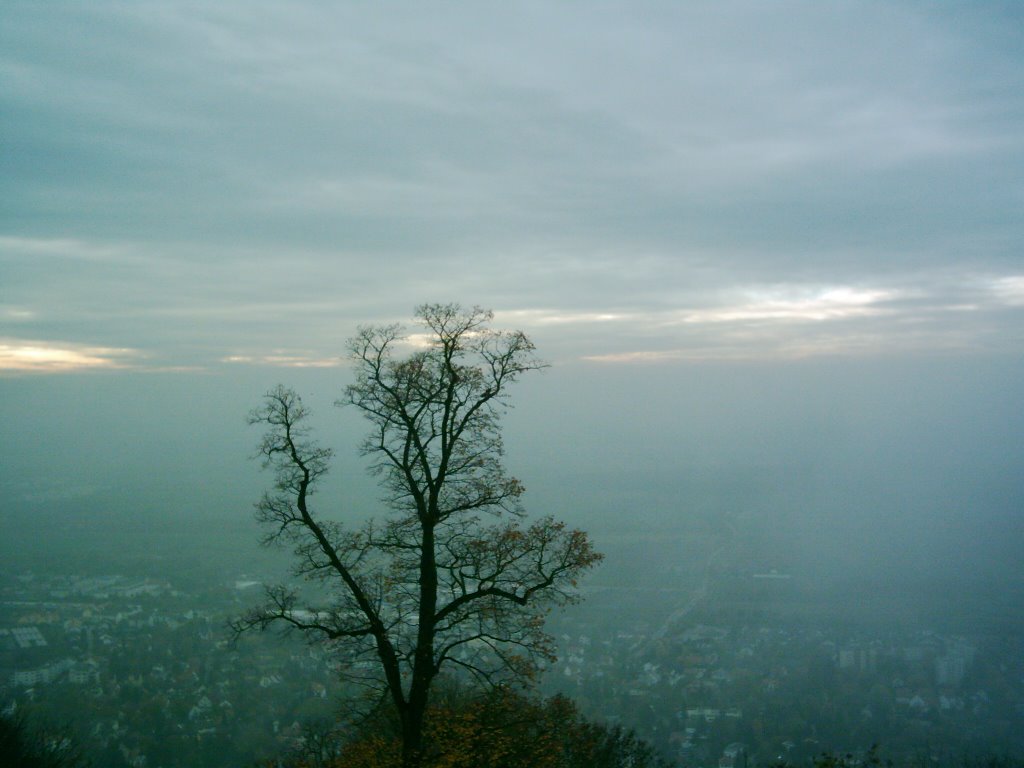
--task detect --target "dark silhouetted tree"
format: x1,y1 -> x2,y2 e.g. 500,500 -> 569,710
234,304 -> 602,768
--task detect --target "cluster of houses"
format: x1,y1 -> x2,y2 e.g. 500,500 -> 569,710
543,604 -> 997,765
1,570 -> 341,767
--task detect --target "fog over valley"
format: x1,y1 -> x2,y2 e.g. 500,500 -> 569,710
5,355 -> 1021,588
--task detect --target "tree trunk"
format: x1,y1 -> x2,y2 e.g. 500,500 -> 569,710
401,706 -> 425,768
401,522 -> 438,767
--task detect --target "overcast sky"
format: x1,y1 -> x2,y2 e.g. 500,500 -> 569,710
2,3 -> 1023,584
2,2 -> 1023,371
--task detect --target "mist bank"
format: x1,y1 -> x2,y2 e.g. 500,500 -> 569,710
2,352 -> 1021,598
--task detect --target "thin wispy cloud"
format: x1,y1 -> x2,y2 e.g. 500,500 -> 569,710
221,353 -> 342,369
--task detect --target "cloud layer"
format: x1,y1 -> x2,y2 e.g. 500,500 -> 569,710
2,2 -> 1023,371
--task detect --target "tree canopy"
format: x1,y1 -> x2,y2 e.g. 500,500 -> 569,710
314,687 -> 670,768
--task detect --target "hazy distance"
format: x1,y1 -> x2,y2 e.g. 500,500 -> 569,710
2,0 -> 1023,662
3,352 -> 1021,623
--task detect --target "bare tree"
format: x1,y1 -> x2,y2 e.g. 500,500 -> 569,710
234,304 -> 602,767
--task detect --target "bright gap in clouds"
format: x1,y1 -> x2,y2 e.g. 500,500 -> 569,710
676,286 -> 898,324
499,286 -> 896,332
0,341 -> 137,373
990,275 -> 1024,306
564,281 -> 1016,363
